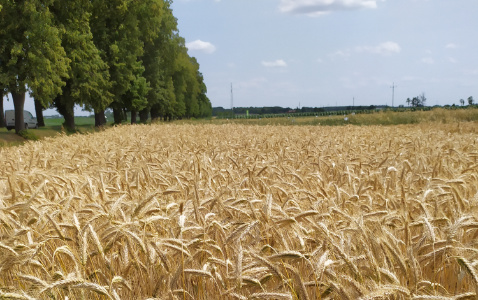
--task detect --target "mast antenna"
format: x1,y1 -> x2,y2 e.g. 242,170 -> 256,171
390,82 -> 397,107
230,83 -> 233,111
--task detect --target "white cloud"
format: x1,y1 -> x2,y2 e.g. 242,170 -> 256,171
448,57 -> 457,63
339,73 -> 389,89
464,69 -> 478,76
401,75 -> 421,82
355,41 -> 401,55
280,0 -> 380,16
421,57 -> 434,64
331,41 -> 400,59
186,40 -> 216,54
237,77 -> 268,89
329,50 -> 351,59
262,59 -> 288,67
446,43 -> 458,49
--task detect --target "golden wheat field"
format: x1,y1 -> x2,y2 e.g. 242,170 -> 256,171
1,123 -> 478,299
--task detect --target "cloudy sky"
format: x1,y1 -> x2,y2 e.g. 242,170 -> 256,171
4,0 -> 477,115
173,0 -> 478,108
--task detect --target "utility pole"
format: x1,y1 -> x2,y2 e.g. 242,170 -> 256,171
390,83 -> 397,107
230,83 -> 233,111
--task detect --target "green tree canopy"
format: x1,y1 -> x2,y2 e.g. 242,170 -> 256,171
141,0 -> 177,121
90,0 -> 163,125
1,0 -> 211,130
0,0 -> 69,133
51,0 -> 112,131
410,93 -> 427,107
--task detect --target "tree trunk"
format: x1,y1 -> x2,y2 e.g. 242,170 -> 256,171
94,109 -> 106,127
63,111 -> 75,131
11,91 -> 25,133
139,108 -> 149,123
113,108 -> 123,124
55,99 -> 76,131
34,98 -> 46,127
150,106 -> 160,121
131,109 -> 137,124
0,92 -> 5,128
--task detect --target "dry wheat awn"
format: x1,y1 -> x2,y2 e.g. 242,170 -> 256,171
1,122 -> 478,299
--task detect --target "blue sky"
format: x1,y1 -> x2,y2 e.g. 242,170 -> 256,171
173,0 -> 478,108
4,0 -> 478,115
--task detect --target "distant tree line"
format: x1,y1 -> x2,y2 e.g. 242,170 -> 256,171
406,93 -> 427,107
459,96 -> 474,106
406,94 -> 475,108
0,0 -> 212,133
214,105 -> 383,117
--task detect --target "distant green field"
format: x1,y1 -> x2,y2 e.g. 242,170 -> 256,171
44,116 -> 96,126
2,108 -> 478,147
182,107 -> 478,126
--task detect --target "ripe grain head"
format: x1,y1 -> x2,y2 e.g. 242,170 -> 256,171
0,122 -> 478,298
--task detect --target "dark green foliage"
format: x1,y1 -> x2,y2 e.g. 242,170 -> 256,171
51,0 -> 112,131
409,93 -> 427,107
1,0 -> 212,128
88,0 -> 211,123
0,0 -> 69,133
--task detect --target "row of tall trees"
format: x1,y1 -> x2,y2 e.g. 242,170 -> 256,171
0,0 -> 211,133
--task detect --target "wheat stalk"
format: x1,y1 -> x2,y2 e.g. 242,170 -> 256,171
2,122 -> 478,298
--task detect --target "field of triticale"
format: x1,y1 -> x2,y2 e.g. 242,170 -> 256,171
1,123 -> 478,299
